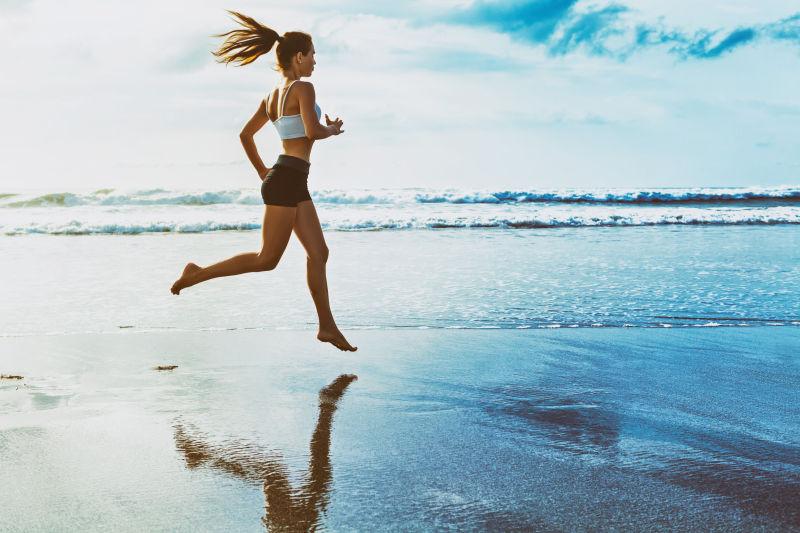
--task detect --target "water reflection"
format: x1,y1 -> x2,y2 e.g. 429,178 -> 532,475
173,374 -> 358,531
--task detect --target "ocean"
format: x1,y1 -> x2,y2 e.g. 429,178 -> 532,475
1,185 -> 799,335
2,185 -> 800,234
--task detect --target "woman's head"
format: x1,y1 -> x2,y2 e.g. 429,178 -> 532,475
211,11 -> 315,76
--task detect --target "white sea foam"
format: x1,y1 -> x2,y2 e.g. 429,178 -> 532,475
2,204 -> 799,235
2,186 -> 800,235
2,185 -> 799,208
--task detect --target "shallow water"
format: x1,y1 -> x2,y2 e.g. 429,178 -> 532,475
1,225 -> 799,335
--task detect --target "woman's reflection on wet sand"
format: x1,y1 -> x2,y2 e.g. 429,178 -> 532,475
173,373 -> 358,531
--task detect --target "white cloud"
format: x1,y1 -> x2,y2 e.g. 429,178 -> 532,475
0,0 -> 798,192
619,0 -> 798,30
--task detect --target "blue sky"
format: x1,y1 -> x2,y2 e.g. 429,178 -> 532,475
0,0 -> 798,191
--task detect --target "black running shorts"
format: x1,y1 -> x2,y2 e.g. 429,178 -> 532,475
260,154 -> 312,207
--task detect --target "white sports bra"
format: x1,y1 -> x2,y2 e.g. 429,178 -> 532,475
270,80 -> 322,140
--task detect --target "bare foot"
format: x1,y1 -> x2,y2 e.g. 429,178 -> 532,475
171,262 -> 202,295
317,328 -> 357,352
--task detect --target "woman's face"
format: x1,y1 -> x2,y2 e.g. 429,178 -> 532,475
300,45 -> 316,77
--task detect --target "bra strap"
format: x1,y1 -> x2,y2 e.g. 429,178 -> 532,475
278,80 -> 297,119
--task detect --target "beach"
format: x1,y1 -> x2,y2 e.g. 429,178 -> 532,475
1,327 -> 799,531
1,186 -> 799,530
3,0 -> 799,526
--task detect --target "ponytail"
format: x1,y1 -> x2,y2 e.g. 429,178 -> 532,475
211,10 -> 312,70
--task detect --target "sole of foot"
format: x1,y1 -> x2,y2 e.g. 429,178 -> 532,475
171,263 -> 201,295
317,331 -> 358,352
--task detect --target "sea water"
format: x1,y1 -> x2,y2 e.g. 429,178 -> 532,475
1,186 -> 798,335
2,186 -> 800,531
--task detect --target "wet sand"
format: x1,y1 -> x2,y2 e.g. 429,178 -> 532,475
1,327 -> 799,531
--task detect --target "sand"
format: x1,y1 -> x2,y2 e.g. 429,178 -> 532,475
1,327 -> 799,531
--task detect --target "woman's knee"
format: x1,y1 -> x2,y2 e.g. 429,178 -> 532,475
307,245 -> 329,265
255,252 -> 281,272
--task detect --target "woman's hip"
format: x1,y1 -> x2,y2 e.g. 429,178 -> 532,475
261,159 -> 311,206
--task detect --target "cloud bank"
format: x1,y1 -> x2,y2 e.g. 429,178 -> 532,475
430,1 -> 800,60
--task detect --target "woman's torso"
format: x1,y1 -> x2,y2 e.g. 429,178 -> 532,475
266,80 -> 321,163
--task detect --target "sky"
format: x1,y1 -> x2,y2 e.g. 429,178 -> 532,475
0,0 -> 799,191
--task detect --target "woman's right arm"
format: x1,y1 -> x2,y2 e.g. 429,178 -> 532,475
239,99 -> 271,179
296,81 -> 342,140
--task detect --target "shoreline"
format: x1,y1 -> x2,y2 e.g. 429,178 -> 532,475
1,322 -> 799,339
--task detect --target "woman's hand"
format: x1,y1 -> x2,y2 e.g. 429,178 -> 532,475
325,114 -> 344,135
259,167 -> 272,181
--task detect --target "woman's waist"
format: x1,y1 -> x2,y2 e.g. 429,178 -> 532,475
279,138 -> 313,156
277,150 -> 311,164
273,153 -> 311,174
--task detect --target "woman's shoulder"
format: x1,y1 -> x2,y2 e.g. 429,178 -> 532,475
290,81 -> 318,112
292,80 -> 315,94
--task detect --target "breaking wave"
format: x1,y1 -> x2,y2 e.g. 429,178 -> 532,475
2,185 -> 800,208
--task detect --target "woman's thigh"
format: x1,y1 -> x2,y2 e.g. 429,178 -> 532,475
260,204 -> 297,259
292,200 -> 328,261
